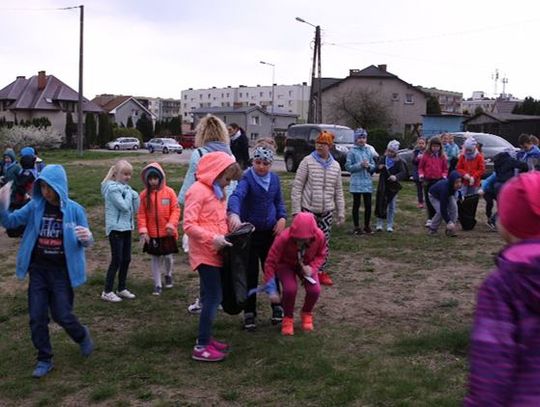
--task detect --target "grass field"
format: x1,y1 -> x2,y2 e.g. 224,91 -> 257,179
0,150 -> 501,406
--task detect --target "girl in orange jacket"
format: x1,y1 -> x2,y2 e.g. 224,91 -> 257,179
183,151 -> 242,362
457,138 -> 485,196
137,163 -> 180,296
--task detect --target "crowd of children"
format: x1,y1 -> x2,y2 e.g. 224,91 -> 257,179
2,123 -> 540,401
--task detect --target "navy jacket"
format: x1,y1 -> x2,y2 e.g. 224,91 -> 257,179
429,171 -> 462,223
228,169 -> 287,232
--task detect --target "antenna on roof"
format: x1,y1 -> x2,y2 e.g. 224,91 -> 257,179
501,76 -> 508,98
491,69 -> 499,97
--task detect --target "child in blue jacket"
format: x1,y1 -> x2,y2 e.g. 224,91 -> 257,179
427,171 -> 462,236
345,128 -> 376,234
227,140 -> 287,331
0,165 -> 94,378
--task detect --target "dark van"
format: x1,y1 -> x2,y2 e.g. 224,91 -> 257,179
284,124 -> 354,172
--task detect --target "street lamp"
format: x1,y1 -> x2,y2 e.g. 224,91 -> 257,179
296,16 -> 322,124
260,60 -> 276,137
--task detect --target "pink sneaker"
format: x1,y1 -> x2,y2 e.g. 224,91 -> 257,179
417,202 -> 424,209
210,338 -> 230,353
192,345 -> 226,362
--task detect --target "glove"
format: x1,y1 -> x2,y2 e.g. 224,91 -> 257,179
74,226 -> 92,242
469,176 -> 475,185
477,188 -> 484,197
227,213 -> 242,232
212,235 -> 232,250
388,175 -> 397,182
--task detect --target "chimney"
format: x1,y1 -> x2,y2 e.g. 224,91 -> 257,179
37,71 -> 47,90
16,75 -> 26,80
378,64 -> 387,72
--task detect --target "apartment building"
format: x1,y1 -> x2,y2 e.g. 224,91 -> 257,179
417,86 -> 463,113
181,83 -> 309,123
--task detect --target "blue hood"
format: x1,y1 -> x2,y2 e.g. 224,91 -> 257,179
33,164 -> 69,206
447,170 -> 462,191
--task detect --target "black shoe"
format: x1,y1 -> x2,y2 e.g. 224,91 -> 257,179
164,275 -> 173,288
363,226 -> 373,235
243,313 -> 256,331
271,305 -> 284,325
351,228 -> 363,236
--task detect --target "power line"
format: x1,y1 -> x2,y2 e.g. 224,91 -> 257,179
0,6 -> 79,11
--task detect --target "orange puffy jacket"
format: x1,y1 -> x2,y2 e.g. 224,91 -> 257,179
137,163 -> 180,239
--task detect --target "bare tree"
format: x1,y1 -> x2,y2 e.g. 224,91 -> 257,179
326,89 -> 393,130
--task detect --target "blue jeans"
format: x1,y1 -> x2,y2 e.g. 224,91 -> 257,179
197,264 -> 223,346
376,196 -> 397,229
28,265 -> 86,362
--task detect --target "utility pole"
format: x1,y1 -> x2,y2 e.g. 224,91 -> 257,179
260,61 -> 275,136
77,4 -> 84,156
296,18 -> 322,124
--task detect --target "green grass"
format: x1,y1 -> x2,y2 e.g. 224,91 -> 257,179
0,153 -> 502,406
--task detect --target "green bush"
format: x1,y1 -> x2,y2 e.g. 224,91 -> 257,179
112,127 -> 144,143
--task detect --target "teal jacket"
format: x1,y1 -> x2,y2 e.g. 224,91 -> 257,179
0,165 -> 93,288
345,145 -> 376,193
101,180 -> 140,236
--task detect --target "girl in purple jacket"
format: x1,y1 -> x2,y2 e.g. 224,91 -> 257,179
465,172 -> 540,406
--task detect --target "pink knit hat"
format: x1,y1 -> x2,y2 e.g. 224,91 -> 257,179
498,172 -> 540,239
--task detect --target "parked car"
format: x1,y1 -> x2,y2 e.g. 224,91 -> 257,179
146,138 -> 183,154
106,137 -> 140,150
178,133 -> 195,149
398,132 -> 517,179
284,124 -> 353,172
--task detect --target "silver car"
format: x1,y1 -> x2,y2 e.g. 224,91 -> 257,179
146,138 -> 183,154
106,137 -> 140,150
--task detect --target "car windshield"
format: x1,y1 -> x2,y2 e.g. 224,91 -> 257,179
469,134 -> 514,148
321,127 -> 354,144
162,138 -> 177,143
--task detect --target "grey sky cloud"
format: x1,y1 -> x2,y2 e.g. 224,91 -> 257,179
1,0 -> 538,100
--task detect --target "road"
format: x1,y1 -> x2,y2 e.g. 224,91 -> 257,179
97,148 -> 287,172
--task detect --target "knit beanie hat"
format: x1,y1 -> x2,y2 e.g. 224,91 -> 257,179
315,131 -> 334,146
20,146 -> 36,157
387,140 -> 400,152
498,172 -> 540,239
354,128 -> 368,141
253,146 -> 274,163
464,138 -> 477,151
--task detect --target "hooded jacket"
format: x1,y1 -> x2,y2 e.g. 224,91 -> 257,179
0,165 -> 92,287
137,163 -> 180,239
465,241 -> 540,406
263,212 -> 327,283
2,148 -> 21,184
102,180 -> 140,236
183,151 -> 235,270
345,144 -> 376,193
493,151 -> 528,185
457,152 -> 485,187
428,170 -> 462,223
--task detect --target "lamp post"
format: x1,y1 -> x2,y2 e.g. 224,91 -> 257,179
296,17 -> 322,124
260,60 -> 275,137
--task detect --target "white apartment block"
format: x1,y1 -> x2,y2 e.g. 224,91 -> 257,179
136,97 -> 182,121
181,83 -> 310,123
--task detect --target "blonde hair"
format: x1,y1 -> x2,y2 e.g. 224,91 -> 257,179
194,114 -> 230,148
254,137 -> 277,153
102,159 -> 133,183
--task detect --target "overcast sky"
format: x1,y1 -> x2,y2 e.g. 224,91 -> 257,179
1,0 -> 538,101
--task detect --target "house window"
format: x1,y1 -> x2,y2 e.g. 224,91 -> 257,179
288,90 -> 293,97
226,93 -> 229,98
183,95 -> 187,100
392,93 -> 399,101
221,93 -> 224,98
259,92 -> 263,97
246,92 -> 249,97
199,94 -> 202,100
251,116 -> 260,125
239,92 -> 243,98
223,116 -> 227,123
199,103 -> 204,108
250,133 -> 259,141
208,94 -> 211,99
405,94 -> 414,104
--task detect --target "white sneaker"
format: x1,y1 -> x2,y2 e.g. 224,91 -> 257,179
101,291 -> 122,302
116,289 -> 136,299
387,227 -> 394,233
425,219 -> 432,227
188,298 -> 202,314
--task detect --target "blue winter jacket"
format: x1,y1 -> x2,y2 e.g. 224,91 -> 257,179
227,169 -> 287,232
429,170 -> 462,223
0,165 -> 93,288
345,145 -> 375,193
101,180 -> 140,236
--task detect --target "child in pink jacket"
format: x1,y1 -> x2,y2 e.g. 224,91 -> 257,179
263,212 -> 327,336
183,151 -> 242,362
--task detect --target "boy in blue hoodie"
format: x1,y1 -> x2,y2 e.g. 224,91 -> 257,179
427,171 -> 462,236
517,133 -> 540,171
0,165 -> 94,378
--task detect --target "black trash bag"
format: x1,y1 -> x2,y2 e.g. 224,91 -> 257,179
221,223 -> 255,315
458,194 -> 479,231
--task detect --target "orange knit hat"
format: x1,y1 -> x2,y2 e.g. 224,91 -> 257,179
315,130 -> 334,145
